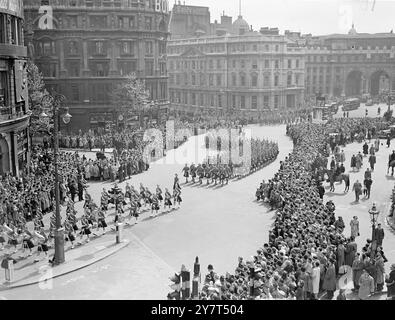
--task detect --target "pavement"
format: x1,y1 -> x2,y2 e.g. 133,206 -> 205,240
0,237 -> 129,290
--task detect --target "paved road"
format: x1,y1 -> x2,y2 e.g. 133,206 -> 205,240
333,102 -> 392,119
1,124 -> 293,299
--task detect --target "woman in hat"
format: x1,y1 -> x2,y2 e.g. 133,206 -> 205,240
350,216 -> 360,238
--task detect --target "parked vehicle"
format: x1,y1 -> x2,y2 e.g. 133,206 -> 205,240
342,98 -> 361,111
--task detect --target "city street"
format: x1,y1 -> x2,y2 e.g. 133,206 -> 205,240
0,124 -> 293,299
333,102 -> 393,119
2,107 -> 395,300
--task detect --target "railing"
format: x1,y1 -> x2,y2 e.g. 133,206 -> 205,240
0,106 -> 12,121
0,103 -> 26,121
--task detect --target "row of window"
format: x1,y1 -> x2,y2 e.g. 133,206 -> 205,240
169,58 -> 301,71
169,91 -> 291,109
60,14 -> 167,32
229,43 -> 283,53
0,13 -> 23,46
37,60 -> 166,77
169,72 -> 301,87
307,53 -> 392,63
82,0 -> 168,11
168,43 -> 284,55
36,39 -> 166,57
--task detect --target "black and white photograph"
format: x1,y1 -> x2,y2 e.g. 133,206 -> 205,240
1,0 -> 395,306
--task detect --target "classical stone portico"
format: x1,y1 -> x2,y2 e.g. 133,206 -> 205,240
343,67 -> 394,96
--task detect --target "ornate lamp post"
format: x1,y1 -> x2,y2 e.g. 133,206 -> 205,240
369,202 -> 380,257
39,93 -> 72,265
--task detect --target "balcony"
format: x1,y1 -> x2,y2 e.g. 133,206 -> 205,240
0,102 -> 27,122
0,44 -> 27,58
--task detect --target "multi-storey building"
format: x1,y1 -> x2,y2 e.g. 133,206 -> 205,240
0,0 -> 30,176
168,21 -> 305,117
169,2 -> 233,38
24,0 -> 170,130
302,25 -> 395,98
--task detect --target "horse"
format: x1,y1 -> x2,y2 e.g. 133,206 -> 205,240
324,169 -> 349,185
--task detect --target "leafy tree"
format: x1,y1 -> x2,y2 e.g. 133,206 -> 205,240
111,73 -> 150,119
27,60 -> 52,134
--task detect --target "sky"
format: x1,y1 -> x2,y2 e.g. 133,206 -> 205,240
172,0 -> 395,35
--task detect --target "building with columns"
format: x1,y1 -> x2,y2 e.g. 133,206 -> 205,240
0,0 -> 30,176
167,17 -> 305,117
24,0 -> 170,130
303,25 -> 395,98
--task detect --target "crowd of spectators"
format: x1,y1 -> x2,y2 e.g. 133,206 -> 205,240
195,118 -> 394,300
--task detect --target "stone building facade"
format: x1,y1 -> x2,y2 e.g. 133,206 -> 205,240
0,0 -> 30,176
167,30 -> 305,117
24,0 -> 170,130
302,26 -> 395,98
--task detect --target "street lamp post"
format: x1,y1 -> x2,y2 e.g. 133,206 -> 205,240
388,95 -> 392,113
368,202 -> 380,258
40,93 -> 72,265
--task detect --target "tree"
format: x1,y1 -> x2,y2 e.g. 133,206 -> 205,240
27,60 -> 52,134
111,73 -> 150,121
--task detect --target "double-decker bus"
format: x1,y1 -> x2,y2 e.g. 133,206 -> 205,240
325,102 -> 339,114
342,98 -> 361,111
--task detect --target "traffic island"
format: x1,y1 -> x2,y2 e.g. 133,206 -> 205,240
0,238 -> 129,290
